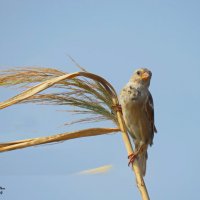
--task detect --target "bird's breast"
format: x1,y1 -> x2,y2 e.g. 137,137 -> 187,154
119,86 -> 150,143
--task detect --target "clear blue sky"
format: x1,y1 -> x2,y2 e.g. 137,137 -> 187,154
0,0 -> 200,199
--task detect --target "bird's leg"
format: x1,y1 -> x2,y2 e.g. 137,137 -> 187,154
111,104 -> 122,113
128,144 -> 145,166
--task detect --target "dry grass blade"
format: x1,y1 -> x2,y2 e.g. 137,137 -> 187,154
0,127 -> 120,152
77,165 -> 113,175
0,71 -> 115,103
0,69 -> 117,124
0,67 -> 65,86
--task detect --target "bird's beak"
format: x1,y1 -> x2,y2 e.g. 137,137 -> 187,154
141,72 -> 150,81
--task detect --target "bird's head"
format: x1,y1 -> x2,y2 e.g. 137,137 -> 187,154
130,68 -> 152,88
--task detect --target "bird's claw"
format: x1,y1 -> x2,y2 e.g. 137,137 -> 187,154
128,153 -> 137,166
111,104 -> 122,113
128,144 -> 145,167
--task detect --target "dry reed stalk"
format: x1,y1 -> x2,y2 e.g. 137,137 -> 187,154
112,98 -> 150,200
0,69 -> 150,200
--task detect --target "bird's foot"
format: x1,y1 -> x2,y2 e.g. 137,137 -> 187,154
128,153 -> 137,166
128,144 -> 145,167
111,104 -> 122,113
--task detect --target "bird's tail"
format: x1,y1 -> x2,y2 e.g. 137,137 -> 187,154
137,150 -> 148,177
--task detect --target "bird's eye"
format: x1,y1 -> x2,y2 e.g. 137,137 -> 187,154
137,71 -> 141,75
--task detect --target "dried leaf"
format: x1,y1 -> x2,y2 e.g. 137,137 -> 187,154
0,127 -> 120,152
77,165 -> 113,175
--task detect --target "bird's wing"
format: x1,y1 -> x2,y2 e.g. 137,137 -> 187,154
144,92 -> 157,145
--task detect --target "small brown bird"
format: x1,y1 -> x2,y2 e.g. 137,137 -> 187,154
119,68 -> 157,176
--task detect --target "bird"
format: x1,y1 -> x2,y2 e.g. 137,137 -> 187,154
119,68 -> 157,176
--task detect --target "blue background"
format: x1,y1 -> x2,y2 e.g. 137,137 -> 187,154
0,0 -> 200,199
